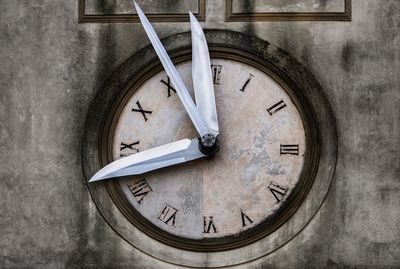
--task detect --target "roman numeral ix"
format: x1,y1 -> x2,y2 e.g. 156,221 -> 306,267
120,141 -> 140,157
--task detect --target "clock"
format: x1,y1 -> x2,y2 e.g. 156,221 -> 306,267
104,54 -> 315,250
82,27 -> 337,268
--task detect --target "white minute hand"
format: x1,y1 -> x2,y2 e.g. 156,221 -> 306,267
134,2 -> 209,137
89,139 -> 205,182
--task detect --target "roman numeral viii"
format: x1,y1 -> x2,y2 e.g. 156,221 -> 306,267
127,178 -> 152,204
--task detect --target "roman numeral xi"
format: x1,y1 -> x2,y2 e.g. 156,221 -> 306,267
160,76 -> 176,97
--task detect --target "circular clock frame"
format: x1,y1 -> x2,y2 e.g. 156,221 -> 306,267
82,30 -> 337,267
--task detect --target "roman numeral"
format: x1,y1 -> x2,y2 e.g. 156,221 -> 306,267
280,144 -> 299,155
268,182 -> 288,203
203,216 -> 218,233
120,141 -> 140,157
239,74 -> 254,92
160,76 -> 176,97
132,101 -> 152,121
267,100 -> 286,115
158,204 -> 178,227
211,65 -> 222,84
127,178 -> 152,204
240,210 -> 254,227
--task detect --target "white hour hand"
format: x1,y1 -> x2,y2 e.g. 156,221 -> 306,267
190,12 -> 219,136
89,139 -> 205,182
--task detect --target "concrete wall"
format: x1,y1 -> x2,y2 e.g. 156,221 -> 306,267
0,0 -> 399,268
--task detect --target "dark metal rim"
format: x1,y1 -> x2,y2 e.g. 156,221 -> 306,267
99,46 -> 320,252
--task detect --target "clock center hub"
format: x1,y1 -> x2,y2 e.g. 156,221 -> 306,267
199,133 -> 219,156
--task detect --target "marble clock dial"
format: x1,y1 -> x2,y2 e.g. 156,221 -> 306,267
109,58 -> 306,240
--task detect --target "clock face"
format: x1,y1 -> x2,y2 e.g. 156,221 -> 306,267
106,57 -> 309,244
83,31 -> 337,264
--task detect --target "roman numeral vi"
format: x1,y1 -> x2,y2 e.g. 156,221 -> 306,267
203,216 -> 218,233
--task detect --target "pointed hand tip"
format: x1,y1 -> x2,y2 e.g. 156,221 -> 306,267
133,1 -> 141,11
89,173 -> 105,183
189,12 -> 197,22
88,176 -> 99,183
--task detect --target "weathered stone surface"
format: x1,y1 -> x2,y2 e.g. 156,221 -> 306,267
0,0 -> 399,268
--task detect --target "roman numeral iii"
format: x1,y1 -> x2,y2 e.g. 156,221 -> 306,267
280,144 -> 299,155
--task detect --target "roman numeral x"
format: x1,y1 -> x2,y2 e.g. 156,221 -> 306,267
132,101 -> 152,121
